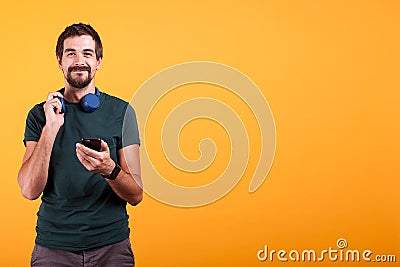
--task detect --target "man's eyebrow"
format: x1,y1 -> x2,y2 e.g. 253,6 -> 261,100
64,48 -> 95,53
64,48 -> 77,53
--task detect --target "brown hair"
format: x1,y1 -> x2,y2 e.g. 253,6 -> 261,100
56,23 -> 103,60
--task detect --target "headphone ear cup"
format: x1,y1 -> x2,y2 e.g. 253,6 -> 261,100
56,97 -> 66,114
81,93 -> 100,112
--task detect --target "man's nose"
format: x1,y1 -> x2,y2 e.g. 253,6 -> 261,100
74,52 -> 85,65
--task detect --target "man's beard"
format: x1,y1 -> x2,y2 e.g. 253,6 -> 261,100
66,65 -> 93,89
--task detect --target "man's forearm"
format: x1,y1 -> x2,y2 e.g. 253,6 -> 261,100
18,126 -> 59,200
106,170 -> 143,206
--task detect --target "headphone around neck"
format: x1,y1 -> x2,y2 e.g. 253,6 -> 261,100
57,88 -> 101,114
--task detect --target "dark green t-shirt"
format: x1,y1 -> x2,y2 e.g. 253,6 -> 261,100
23,90 -> 140,251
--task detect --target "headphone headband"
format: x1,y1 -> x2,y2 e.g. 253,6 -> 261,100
56,87 -> 101,113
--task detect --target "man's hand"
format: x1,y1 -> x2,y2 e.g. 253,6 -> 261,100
44,92 -> 64,130
75,140 -> 115,176
76,141 -> 142,205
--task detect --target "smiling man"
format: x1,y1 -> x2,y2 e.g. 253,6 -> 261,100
18,23 -> 142,266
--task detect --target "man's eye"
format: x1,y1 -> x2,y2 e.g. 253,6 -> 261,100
67,53 -> 76,57
84,52 -> 93,57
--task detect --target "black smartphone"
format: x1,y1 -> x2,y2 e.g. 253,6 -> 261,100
81,138 -> 102,152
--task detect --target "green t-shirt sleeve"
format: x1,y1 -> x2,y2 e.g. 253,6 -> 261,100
23,104 -> 45,146
121,104 -> 140,149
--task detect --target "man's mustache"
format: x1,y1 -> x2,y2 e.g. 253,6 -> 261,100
68,65 -> 91,73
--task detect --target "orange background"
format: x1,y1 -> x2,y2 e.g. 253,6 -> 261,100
1,0 -> 399,266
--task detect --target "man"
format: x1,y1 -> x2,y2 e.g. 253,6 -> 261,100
17,23 -> 142,266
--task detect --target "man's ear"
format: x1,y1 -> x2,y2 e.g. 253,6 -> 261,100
57,56 -> 63,70
96,58 -> 102,70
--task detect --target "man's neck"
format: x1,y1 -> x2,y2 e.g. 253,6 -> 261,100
63,83 -> 96,103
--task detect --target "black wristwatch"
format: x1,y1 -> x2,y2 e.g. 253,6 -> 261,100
102,162 -> 121,180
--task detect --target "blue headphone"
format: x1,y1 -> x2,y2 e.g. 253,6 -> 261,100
57,88 -> 100,113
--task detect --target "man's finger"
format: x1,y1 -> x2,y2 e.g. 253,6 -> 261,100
46,92 -> 64,102
100,140 -> 109,153
49,99 -> 62,113
76,143 -> 100,158
76,144 -> 102,165
76,147 -> 98,170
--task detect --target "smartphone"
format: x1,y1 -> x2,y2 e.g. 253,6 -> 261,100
81,138 -> 102,152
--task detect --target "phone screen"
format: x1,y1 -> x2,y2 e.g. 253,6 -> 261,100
81,138 -> 102,152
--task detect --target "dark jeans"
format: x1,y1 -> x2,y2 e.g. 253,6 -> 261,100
30,238 -> 135,267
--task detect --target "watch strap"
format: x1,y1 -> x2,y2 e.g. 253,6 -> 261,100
102,162 -> 121,180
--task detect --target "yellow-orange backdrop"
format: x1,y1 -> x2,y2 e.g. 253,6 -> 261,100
1,1 -> 399,266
